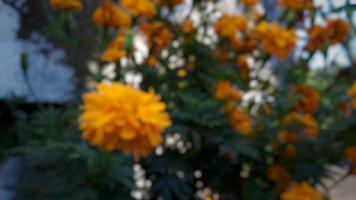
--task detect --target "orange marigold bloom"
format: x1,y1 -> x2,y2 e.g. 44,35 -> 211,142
121,0 -> 156,18
345,146 -> 356,164
230,107 -> 253,135
156,0 -> 183,7
306,19 -> 349,50
279,0 -> 314,10
283,112 -> 319,138
49,0 -> 83,11
176,69 -> 187,78
347,81 -> 356,109
101,33 -> 127,62
294,84 -> 320,114
281,182 -> 324,200
182,19 -> 194,33
326,19 -> 350,45
284,144 -> 297,158
146,55 -> 159,67
140,22 -> 173,51
278,130 -> 299,143
240,0 -> 259,7
267,164 -> 291,193
101,48 -> 126,62
92,1 -> 131,28
80,82 -> 171,158
222,100 -> 237,114
215,15 -> 248,40
235,55 -> 250,80
232,37 -> 258,53
215,80 -> 241,101
254,21 -> 296,59
306,25 -> 329,50
347,81 -> 356,98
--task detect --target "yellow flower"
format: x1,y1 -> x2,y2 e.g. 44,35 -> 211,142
279,0 -> 314,10
294,84 -> 320,114
101,33 -> 127,62
215,80 -> 241,101
215,15 -> 248,40
80,82 -> 171,158
253,21 -> 296,59
281,182 -> 324,200
267,164 -> 291,193
92,1 -> 131,28
49,0 -> 83,11
121,0 -> 156,18
326,19 -> 350,45
345,146 -> 356,164
230,107 -> 253,135
240,0 -> 259,7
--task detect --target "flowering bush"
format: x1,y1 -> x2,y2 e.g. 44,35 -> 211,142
1,0 -> 356,199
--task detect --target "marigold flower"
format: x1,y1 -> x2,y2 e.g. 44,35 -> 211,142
306,19 -> 349,50
240,0 -> 259,7
253,21 -> 296,59
235,55 -> 250,80
80,82 -> 171,158
306,25 -> 329,50
156,0 -> 183,7
326,19 -> 350,45
140,22 -> 173,51
101,48 -> 126,62
345,146 -> 356,164
177,69 -> 187,78
267,164 -> 291,193
92,1 -> 131,28
347,82 -> 356,109
278,130 -> 299,144
281,182 -> 324,200
279,0 -> 314,10
49,0 -> 83,11
215,15 -> 248,40
146,55 -> 159,67
182,19 -> 194,34
347,81 -> 356,98
232,37 -> 258,53
215,80 -> 241,101
283,112 -> 319,138
294,84 -> 320,114
222,100 -> 237,114
284,144 -> 297,158
230,107 -> 253,135
121,0 -> 156,18
101,33 -> 127,62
